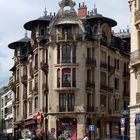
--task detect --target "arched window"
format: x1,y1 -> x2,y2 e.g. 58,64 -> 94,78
62,45 -> 71,63
62,68 -> 71,87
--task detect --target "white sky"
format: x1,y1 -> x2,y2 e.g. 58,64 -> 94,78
0,0 -> 130,88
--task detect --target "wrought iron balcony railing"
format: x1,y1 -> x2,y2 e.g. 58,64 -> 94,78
100,61 -> 107,69
86,58 -> 96,66
50,33 -> 83,42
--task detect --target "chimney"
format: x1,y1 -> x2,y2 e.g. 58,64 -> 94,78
78,2 -> 87,18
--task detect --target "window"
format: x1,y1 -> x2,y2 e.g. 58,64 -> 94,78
58,68 -> 76,88
100,72 -> 106,85
35,97 -> 38,110
100,95 -> 106,107
62,68 -> 71,87
5,106 -> 12,117
34,53 -> 38,70
115,59 -> 119,70
59,93 -> 75,112
57,69 -> 60,87
40,28 -> 45,36
23,102 -> 27,119
29,100 -> 32,114
115,78 -> 119,90
17,86 -> 20,101
115,99 -> 119,111
62,45 -> 71,63
59,94 -> 66,112
29,62 -> 33,76
17,105 -> 19,117
68,93 -> 74,111
58,44 -> 76,64
34,75 -> 38,92
57,46 -> 60,64
29,80 -> 32,93
72,68 -> 76,87
87,93 -> 94,112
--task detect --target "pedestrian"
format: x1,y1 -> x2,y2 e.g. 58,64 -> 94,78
31,128 -> 43,140
83,134 -> 89,140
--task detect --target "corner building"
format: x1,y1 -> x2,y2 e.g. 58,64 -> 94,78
9,0 -> 130,139
129,0 -> 140,139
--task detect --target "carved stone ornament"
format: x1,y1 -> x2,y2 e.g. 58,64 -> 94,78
59,0 -> 75,10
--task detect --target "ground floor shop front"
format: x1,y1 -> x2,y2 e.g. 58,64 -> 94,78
13,113 -> 129,140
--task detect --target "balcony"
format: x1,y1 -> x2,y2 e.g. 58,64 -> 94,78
86,82 -> 95,89
135,9 -> 140,24
57,106 -> 76,112
130,49 -> 140,67
108,86 -> 114,93
40,61 -> 48,72
87,106 -> 94,112
21,75 -> 27,85
50,33 -> 83,43
100,84 -> 108,91
100,62 -> 107,69
86,58 -> 96,66
137,92 -> 140,103
108,65 -> 115,74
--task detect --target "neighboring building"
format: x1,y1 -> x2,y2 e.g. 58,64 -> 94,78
129,0 -> 140,139
8,0 -> 130,139
1,86 -> 14,139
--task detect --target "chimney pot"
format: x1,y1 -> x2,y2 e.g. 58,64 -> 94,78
79,3 -> 81,8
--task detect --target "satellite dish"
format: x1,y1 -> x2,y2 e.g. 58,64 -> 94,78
21,129 -> 32,139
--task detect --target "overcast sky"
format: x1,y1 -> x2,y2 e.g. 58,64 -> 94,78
0,0 -> 130,88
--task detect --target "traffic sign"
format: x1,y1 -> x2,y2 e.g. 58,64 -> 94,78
89,125 -> 95,132
120,118 -> 125,124
37,112 -> 41,123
